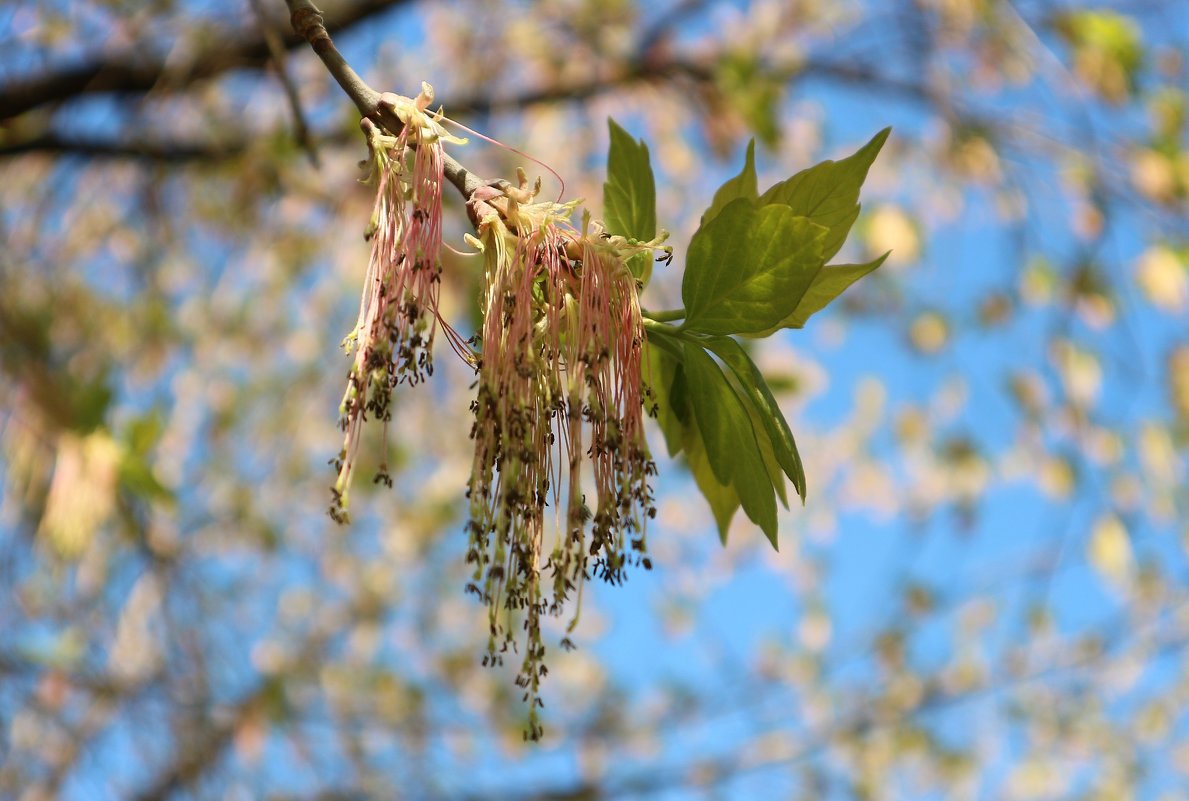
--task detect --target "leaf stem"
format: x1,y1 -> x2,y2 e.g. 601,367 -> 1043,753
642,308 -> 685,323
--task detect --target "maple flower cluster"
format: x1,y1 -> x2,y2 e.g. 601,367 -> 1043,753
331,84 -> 465,522
464,178 -> 660,732
332,85 -> 663,734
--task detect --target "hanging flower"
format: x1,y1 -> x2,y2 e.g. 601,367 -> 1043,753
330,83 -> 465,523
464,176 -> 662,737
329,96 -> 668,736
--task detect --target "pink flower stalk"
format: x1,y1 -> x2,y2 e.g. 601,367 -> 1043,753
466,196 -> 656,735
331,85 -> 459,523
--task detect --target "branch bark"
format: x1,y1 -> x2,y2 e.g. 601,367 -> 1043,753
284,0 -> 490,203
0,131 -> 249,162
0,47 -> 935,165
250,0 -> 320,167
0,0 -> 411,122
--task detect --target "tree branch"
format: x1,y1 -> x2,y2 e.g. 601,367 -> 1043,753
0,50 -> 937,164
284,0 -> 490,203
0,0 -> 411,122
128,684 -> 271,801
250,0 -> 320,167
0,131 -> 249,162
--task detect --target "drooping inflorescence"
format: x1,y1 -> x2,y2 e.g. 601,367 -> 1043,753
289,0 -> 888,740
331,83 -> 466,522
464,177 -> 663,735
331,88 -> 667,737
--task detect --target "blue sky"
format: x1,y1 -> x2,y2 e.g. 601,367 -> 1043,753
3,2 -> 1187,799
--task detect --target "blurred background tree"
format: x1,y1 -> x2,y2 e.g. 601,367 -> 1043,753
1,0 -> 1187,798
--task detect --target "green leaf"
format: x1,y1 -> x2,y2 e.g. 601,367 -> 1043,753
702,336 -> 806,503
759,127 -> 891,261
642,340 -> 686,458
641,327 -> 742,541
124,410 -> 165,454
118,411 -> 175,504
682,420 -> 740,544
681,199 -> 827,337
1056,11 -> 1142,100
604,118 -> 657,282
788,252 -> 889,328
741,396 -> 790,509
701,140 -> 758,226
749,251 -> 890,337
682,342 -> 778,547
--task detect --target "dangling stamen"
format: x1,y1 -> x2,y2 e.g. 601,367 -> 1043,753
464,196 -> 659,735
331,85 -> 457,523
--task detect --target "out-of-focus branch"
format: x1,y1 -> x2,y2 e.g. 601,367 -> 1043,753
0,651 -> 142,697
128,683 -> 271,801
439,57 -> 934,115
0,50 -> 937,164
637,0 -> 713,56
249,0 -> 320,167
125,624 -> 338,801
0,131 -> 249,162
0,0 -> 411,122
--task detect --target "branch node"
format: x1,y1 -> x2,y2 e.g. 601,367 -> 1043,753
291,4 -> 330,49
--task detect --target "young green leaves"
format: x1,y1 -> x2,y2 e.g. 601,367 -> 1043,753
683,342 -> 778,539
606,121 -> 891,548
604,119 -> 658,284
643,325 -> 801,548
760,127 -> 890,260
681,202 -> 827,336
693,126 -> 893,336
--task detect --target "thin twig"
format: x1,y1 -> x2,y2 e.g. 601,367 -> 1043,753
285,0 -> 489,203
250,0 -> 320,167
